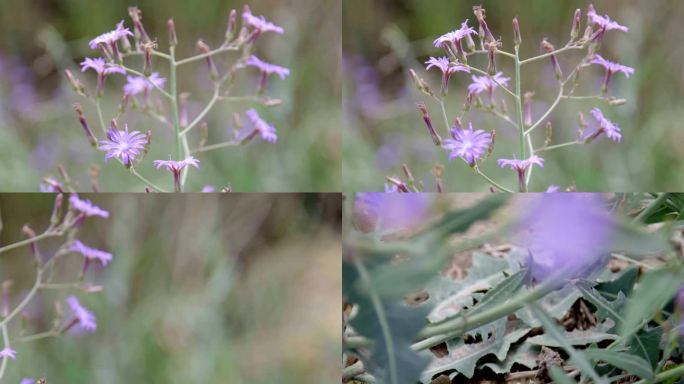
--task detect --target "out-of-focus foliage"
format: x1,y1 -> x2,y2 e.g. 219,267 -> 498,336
0,0 -> 340,191
343,0 -> 684,191
0,193 -> 341,383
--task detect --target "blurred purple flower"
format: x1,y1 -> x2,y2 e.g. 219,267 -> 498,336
69,194 -> 110,218
0,347 -> 16,360
70,240 -> 113,266
498,155 -> 544,173
586,108 -> 622,142
426,56 -> 469,94
443,122 -> 492,165
80,57 -> 125,77
517,193 -> 616,283
468,72 -> 510,98
242,5 -> 284,35
123,72 -> 166,97
591,54 -> 634,92
587,4 -> 628,34
40,177 -> 63,193
98,124 -> 148,166
433,20 -> 476,48
353,193 -> 431,232
88,20 -> 133,49
546,185 -> 560,193
240,109 -> 277,143
201,185 -> 217,193
21,379 -> 34,384
66,296 -> 97,332
154,156 -> 200,191
246,55 -> 290,79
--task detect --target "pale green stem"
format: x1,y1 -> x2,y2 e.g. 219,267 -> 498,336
473,164 -> 514,193
94,101 -> 107,135
514,46 -> 526,160
192,141 -> 240,154
535,141 -> 581,153
525,134 -> 535,186
130,168 -> 167,192
634,365 -> 684,384
524,83 -> 564,136
0,269 -> 43,327
169,46 -> 182,162
519,45 -> 584,65
122,50 -> 172,61
174,45 -> 238,66
0,231 -> 59,255
179,87 -> 220,136
0,323 -> 9,380
438,99 -> 450,134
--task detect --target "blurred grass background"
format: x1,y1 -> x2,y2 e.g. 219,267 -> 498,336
343,0 -> 684,192
0,193 -> 341,383
0,0 -> 341,192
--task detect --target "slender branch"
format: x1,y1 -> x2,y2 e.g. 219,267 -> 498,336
18,330 -> 60,343
481,106 -> 518,129
513,46 -> 526,159
0,269 -> 43,327
466,49 -> 516,60
122,67 -> 174,100
438,99 -> 450,134
0,231 -> 60,255
524,82 -> 564,135
130,168 -> 167,192
535,140 -> 581,153
473,164 -> 514,193
122,49 -> 171,61
467,65 -> 517,99
179,86 -> 220,136
169,46 -> 182,162
174,45 -> 239,66
524,134 -> 535,186
0,323 -> 9,380
519,44 -> 584,65
192,140 -> 240,154
94,100 -> 107,135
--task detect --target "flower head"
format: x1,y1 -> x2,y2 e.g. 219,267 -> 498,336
123,72 -> 167,96
80,57 -> 125,77
516,193 -> 615,283
98,124 -> 148,166
353,193 -> 431,232
242,109 -> 277,143
587,108 -> 622,142
591,55 -> 634,78
587,4 -> 628,33
69,194 -> 110,218
88,20 -> 133,50
468,72 -> 511,97
443,122 -> 492,165
246,55 -> 290,79
433,20 -> 476,48
153,156 -> 200,173
70,240 -> 113,266
66,296 -> 97,332
425,57 -> 469,76
0,347 -> 16,360
498,155 -> 545,173
242,5 -> 284,35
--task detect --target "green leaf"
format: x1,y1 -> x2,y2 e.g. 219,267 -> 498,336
515,285 -> 581,327
583,349 -> 653,380
576,280 -> 626,326
595,266 -> 639,297
629,326 -> 662,369
426,194 -> 508,238
549,366 -> 577,384
526,327 -> 618,347
620,268 -> 682,340
611,220 -> 672,259
481,342 -> 538,374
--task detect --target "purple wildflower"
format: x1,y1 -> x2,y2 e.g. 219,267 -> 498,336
0,347 -> 16,360
546,185 -> 560,193
425,56 -> 470,95
246,55 -> 290,79
591,54 -> 634,93
80,58 -> 125,77
433,20 -> 476,48
585,108 -> 622,143
40,177 -> 63,193
384,183 -> 398,193
241,109 -> 277,143
69,194 -> 110,218
353,193 -> 431,232
468,72 -> 511,98
122,72 -> 166,97
498,155 -> 545,191
516,193 -> 615,284
98,124 -> 148,166
70,240 -> 113,266
587,4 -> 628,38
242,5 -> 284,35
88,20 -> 133,50
443,122 -> 492,165
66,296 -> 97,332
21,379 -> 34,384
154,156 -> 200,192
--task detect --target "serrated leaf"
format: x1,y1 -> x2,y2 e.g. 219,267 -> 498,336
526,327 -> 618,347
549,365 -> 577,384
420,320 -> 530,381
481,342 -> 538,374
620,268 -> 682,340
629,326 -> 662,369
596,266 -> 639,297
576,280 -> 626,326
515,285 -> 581,327
583,349 -> 653,380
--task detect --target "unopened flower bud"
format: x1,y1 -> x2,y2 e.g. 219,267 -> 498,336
570,9 -> 581,40
128,6 -> 150,46
73,104 -> 97,147
473,5 -> 494,43
225,9 -> 237,42
544,121 -> 553,147
608,98 -> 627,106
523,91 -> 535,126
197,40 -> 219,81
512,17 -> 522,46
418,103 -> 442,146
386,176 -> 410,193
541,39 -> 562,80
142,42 -> 154,77
168,18 -> 178,47
50,193 -> 64,226
199,122 -> 209,147
64,69 -> 87,97
433,164 -> 444,193
486,42 -> 497,75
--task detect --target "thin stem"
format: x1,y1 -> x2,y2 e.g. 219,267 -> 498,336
467,65 -> 517,99
610,253 -> 654,270
192,140 -> 240,154
122,67 -> 174,100
535,140 -> 581,153
169,46 -> 182,161
0,269 -> 42,327
482,106 -> 518,129
0,323 -> 9,380
524,82 -> 564,136
130,168 -> 167,192
524,134 -> 535,186
513,46 -> 526,159
18,330 -> 60,343
519,44 -> 584,65
0,231 -> 59,255
466,49 -> 516,60
633,193 -> 668,223
473,164 -> 514,193
122,49 -> 172,61
94,100 -> 107,135
179,87 -> 220,136
562,95 -> 608,101
438,99 -> 450,134
174,45 -> 238,66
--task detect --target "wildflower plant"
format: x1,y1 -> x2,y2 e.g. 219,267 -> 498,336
396,4 -> 634,192
0,194 -> 110,380
343,193 -> 684,383
61,5 -> 288,192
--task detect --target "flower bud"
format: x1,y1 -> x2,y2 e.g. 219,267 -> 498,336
608,98 -> 627,106
225,9 -> 237,42
544,121 -> 553,147
418,102 -> 442,146
541,39 -> 562,80
409,69 -> 433,97
523,91 -> 535,126
128,6 -> 150,46
168,18 -> 178,47
473,5 -> 494,43
197,40 -> 219,81
64,69 -> 87,97
73,104 -> 97,147
486,42 -> 497,75
570,9 -> 581,40
142,42 -> 154,77
512,17 -> 522,46
433,164 -> 444,193
50,193 -> 64,226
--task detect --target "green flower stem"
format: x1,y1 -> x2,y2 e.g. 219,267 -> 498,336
179,86 -> 220,136
438,99 -> 450,134
524,83 -> 564,136
174,45 -> 238,66
94,100 -> 107,135
0,323 -> 9,380
0,231 -> 60,255
192,140 -> 240,154
514,46 -> 526,160
169,46 -> 182,162
130,167 -> 167,192
518,44 -> 585,65
474,164 -> 514,193
535,140 -> 581,153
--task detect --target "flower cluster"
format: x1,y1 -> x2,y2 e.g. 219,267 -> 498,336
395,4 -> 634,192
57,4 -> 289,192
0,194 -> 111,379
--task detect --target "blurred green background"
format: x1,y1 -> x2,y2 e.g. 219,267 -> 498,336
343,0 -> 684,192
0,0 -> 341,192
0,193 -> 341,383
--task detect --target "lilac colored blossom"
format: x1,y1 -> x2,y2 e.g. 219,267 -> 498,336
517,193 -> 616,283
587,4 -> 628,33
122,72 -> 167,96
66,296 -> 97,332
354,193 -> 431,232
384,183 -> 398,193
80,57 -> 126,77
88,20 -> 133,49
153,156 -> 200,173
70,240 -> 113,266
246,55 -> 290,79
0,347 -> 16,360
468,72 -> 511,97
498,155 -> 545,173
588,108 -> 622,142
243,109 -> 278,143
591,55 -> 634,78
201,185 -> 217,193
40,177 -> 63,192
433,20 -> 476,48
425,56 -> 469,94
242,5 -> 284,34
546,185 -> 560,193
21,379 -> 34,384
442,122 -> 492,165
69,194 -> 110,218
98,124 -> 148,166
